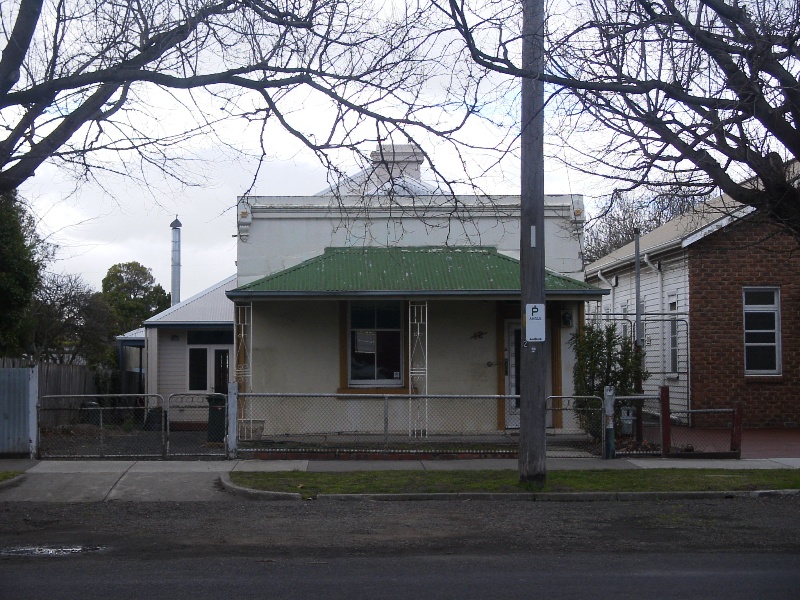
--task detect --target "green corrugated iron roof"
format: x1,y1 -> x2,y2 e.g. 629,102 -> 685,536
228,247 -> 604,298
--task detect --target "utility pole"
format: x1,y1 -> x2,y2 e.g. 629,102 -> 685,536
518,0 -> 546,487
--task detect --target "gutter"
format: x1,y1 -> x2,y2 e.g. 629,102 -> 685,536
226,289 -> 608,301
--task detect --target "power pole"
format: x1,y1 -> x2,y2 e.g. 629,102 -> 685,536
518,0 -> 547,486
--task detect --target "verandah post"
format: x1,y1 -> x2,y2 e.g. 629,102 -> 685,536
227,382 -> 238,459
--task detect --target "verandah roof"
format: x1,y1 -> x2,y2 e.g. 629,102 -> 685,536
227,246 -> 605,299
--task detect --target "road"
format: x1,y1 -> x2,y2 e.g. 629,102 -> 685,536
2,553 -> 799,600
1,496 -> 798,599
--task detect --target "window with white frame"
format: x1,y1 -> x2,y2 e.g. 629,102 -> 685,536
743,288 -> 781,375
349,301 -> 403,386
668,296 -> 679,374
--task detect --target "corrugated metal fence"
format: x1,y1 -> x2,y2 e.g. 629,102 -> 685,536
0,367 -> 36,456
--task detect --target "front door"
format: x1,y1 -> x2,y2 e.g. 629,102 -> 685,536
189,347 -> 230,393
505,320 -> 553,429
505,323 -> 522,428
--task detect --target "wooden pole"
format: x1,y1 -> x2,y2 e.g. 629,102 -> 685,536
518,0 -> 547,487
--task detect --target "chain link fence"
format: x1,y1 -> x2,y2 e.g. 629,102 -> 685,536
613,394 -> 663,456
236,393 -> 608,457
38,394 -> 228,459
665,408 -> 741,456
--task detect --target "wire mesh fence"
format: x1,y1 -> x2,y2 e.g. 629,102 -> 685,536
666,409 -> 740,455
34,387 -> 743,460
612,394 -> 663,456
38,394 -> 228,459
166,394 -> 228,458
236,393 -> 607,457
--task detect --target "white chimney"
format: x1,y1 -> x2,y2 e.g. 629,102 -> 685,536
170,216 -> 182,306
369,143 -> 424,184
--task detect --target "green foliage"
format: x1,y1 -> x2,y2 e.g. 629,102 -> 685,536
569,323 -> 648,437
0,191 -> 49,354
570,322 -> 645,397
102,262 -> 171,334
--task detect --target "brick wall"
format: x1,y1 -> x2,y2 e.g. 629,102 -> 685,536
688,216 -> 800,428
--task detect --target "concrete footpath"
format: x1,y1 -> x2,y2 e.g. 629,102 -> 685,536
1,457 -> 799,503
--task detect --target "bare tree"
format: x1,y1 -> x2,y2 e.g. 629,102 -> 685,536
582,188 -> 705,262
439,0 -> 800,236
20,272 -> 116,366
0,0 -> 502,195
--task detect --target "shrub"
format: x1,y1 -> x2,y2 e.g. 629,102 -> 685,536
569,323 -> 648,437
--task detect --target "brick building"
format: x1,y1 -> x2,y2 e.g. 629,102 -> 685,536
585,199 -> 800,428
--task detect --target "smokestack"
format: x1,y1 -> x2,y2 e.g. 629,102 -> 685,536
170,216 -> 182,306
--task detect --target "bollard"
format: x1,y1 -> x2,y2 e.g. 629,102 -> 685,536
603,386 -> 615,459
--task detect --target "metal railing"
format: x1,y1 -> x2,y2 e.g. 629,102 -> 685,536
37,393 -> 228,459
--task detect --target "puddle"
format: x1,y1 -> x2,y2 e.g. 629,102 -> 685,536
0,545 -> 104,557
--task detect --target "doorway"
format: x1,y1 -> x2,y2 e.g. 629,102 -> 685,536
505,323 -> 522,428
504,320 -> 552,429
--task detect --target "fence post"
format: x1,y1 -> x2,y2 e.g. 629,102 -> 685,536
99,406 -> 105,458
660,386 -> 671,458
384,396 -> 389,449
731,403 -> 743,457
227,383 -> 238,459
603,386 -> 615,459
28,366 -> 39,459
162,395 -> 168,459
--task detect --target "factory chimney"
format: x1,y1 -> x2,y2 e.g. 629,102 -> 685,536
170,216 -> 182,306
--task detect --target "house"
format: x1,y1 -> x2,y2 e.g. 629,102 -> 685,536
584,199 -> 800,428
226,144 -> 605,434
142,275 -> 236,413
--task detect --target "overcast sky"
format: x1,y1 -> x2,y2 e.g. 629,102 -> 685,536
18,128 -> 592,302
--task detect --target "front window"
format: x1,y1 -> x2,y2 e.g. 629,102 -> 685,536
349,301 -> 403,386
743,288 -> 781,375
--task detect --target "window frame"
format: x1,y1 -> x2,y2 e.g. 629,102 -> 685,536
347,300 -> 404,388
668,296 -> 679,375
742,287 -> 781,376
187,344 -> 232,392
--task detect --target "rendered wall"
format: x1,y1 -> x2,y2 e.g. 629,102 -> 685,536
236,194 -> 585,286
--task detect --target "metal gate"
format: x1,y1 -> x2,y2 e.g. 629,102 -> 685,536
38,393 -> 228,459
593,315 -> 690,412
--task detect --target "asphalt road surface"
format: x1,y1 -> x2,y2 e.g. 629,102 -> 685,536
1,496 -> 798,599
2,553 -> 799,600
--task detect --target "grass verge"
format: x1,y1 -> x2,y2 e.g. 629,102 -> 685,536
0,471 -> 23,484
229,469 -> 800,499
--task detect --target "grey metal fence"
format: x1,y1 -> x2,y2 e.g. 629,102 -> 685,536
38,394 -> 228,459
236,393 -> 606,458
166,393 -> 228,458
